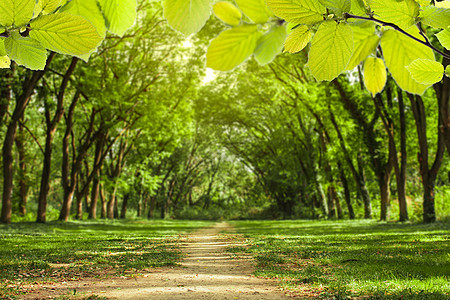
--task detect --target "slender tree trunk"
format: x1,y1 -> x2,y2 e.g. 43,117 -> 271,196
59,92 -> 81,221
100,184 -> 107,219
357,153 -> 373,219
16,117 -> 28,216
107,187 -> 116,219
339,164 -> 355,219
397,89 -> 409,221
434,49 -> 450,155
37,57 -> 78,223
88,134 -> 105,219
120,193 -> 130,219
408,94 -> 445,223
330,109 -> 372,218
1,55 -> 54,224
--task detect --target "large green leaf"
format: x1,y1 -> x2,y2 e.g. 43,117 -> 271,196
284,24 -> 312,53
0,0 -> 35,27
60,0 -> 106,37
4,32 -> 47,70
363,57 -> 386,95
30,12 -> 102,56
235,0 -> 273,23
0,55 -> 10,68
380,28 -> 434,95
213,2 -> 242,26
98,0 -> 136,36
367,0 -> 419,29
207,24 -> 262,71
0,39 -> 6,56
254,25 -> 286,65
318,0 -> 351,15
351,0 -> 366,15
163,0 -> 213,35
346,21 -> 379,70
436,1 -> 450,8
308,21 -> 353,81
420,6 -> 450,29
437,28 -> 450,50
40,0 -> 61,14
266,0 -> 326,25
406,58 -> 444,85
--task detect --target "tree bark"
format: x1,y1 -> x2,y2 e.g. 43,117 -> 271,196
37,57 -> 78,223
397,89 -> 408,221
408,94 -> 445,223
16,116 -> 28,216
1,54 -> 55,224
339,164 -> 355,219
330,109 -> 372,218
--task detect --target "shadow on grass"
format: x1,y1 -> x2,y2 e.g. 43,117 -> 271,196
229,219 -> 450,299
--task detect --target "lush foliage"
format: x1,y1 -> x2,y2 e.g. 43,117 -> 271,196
229,219 -> 450,299
163,0 -> 450,95
0,0 -> 136,70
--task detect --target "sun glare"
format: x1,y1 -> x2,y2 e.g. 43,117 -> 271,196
202,68 -> 217,84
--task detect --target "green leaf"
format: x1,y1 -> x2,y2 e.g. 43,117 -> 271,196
363,57 -> 386,95
351,0 -> 366,15
60,0 -> 106,38
420,6 -> 450,29
406,58 -> 444,85
207,24 -> 262,71
436,28 -> 450,50
436,1 -> 450,8
318,0 -> 351,15
213,2 -> 242,26
235,0 -> 273,23
266,0 -> 326,25
445,65 -> 450,77
98,0 -> 136,37
346,21 -> 379,70
380,28 -> 434,95
4,32 -> 47,70
163,0 -> 213,35
0,55 -> 10,68
284,25 -> 312,53
0,39 -> 6,56
29,12 -> 102,56
40,0 -> 61,14
308,21 -> 353,81
254,25 -> 286,65
367,0 -> 419,29
0,0 -> 35,27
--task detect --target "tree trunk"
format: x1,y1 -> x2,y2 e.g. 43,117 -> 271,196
37,57 -> 78,223
59,91 -> 81,221
408,94 -> 445,223
100,185 -> 107,219
107,187 -> 116,219
16,117 -> 28,216
339,165 -> 355,219
120,193 -> 130,219
397,89 -> 408,221
1,55 -> 54,224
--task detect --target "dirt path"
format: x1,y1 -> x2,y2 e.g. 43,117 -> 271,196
24,222 -> 293,299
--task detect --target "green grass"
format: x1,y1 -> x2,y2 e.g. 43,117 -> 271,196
229,219 -> 450,299
0,219 -> 212,299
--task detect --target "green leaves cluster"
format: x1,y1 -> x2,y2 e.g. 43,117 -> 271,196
0,0 -> 137,70
163,0 -> 450,95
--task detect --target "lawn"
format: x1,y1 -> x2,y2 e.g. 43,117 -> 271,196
0,219 -> 211,299
229,219 -> 450,299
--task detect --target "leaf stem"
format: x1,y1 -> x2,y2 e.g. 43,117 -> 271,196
343,13 -> 450,60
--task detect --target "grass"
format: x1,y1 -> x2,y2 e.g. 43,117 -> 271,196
229,219 -> 450,299
0,219 -> 212,299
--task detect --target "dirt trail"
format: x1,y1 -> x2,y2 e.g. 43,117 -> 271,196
24,222 -> 293,299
